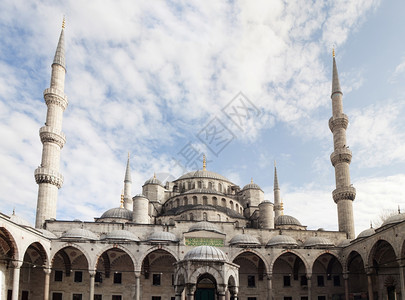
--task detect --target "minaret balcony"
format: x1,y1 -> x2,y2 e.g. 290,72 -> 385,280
329,113 -> 348,131
330,148 -> 352,166
332,186 -> 356,203
39,126 -> 66,148
44,88 -> 68,110
34,167 -> 64,188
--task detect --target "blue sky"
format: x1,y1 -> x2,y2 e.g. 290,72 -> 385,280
0,0 -> 404,236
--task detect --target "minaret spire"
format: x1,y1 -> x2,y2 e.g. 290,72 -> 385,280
35,19 -> 68,228
123,153 -> 132,210
329,50 -> 356,238
203,154 -> 206,171
273,161 -> 282,219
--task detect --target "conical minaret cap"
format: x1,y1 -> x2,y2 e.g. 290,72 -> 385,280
274,162 -> 279,190
53,19 -> 66,69
331,50 -> 342,96
124,154 -> 132,183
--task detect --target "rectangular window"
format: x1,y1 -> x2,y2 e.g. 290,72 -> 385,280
247,275 -> 256,287
94,295 -> 102,300
333,275 -> 341,286
284,297 -> 292,300
21,291 -> 29,300
74,271 -> 82,283
248,298 -> 257,300
112,296 -> 121,300
283,276 -> 291,287
113,273 -> 122,284
95,272 -> 102,283
72,294 -> 82,300
318,296 -> 326,300
151,297 -> 161,300
317,275 -> 324,286
300,275 -> 307,286
301,297 -> 308,300
52,293 -> 63,300
153,274 -> 161,286
55,270 -> 63,282
7,290 -> 12,300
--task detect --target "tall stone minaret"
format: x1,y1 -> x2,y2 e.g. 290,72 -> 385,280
34,19 -> 68,228
273,162 -> 282,219
123,154 -> 133,210
329,50 -> 356,239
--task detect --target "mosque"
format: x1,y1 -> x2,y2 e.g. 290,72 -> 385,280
0,21 -> 405,300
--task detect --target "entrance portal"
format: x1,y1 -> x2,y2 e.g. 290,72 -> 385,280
195,275 -> 216,300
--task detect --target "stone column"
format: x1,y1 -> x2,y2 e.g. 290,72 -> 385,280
217,285 -> 227,300
399,264 -> 405,300
44,268 -> 51,300
266,273 -> 273,300
306,275 -> 312,300
175,285 -> 184,300
11,262 -> 22,300
135,272 -> 141,300
89,270 -> 96,300
186,284 -> 196,300
343,272 -> 349,300
366,269 -> 374,300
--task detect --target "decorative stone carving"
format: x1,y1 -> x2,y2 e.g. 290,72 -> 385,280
39,126 -> 66,148
34,167 -> 64,188
329,114 -> 349,131
332,186 -> 356,203
44,88 -> 68,110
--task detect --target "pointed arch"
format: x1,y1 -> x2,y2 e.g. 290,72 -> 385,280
94,244 -> 137,271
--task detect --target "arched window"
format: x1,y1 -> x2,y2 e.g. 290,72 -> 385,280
218,183 -> 222,192
175,198 -> 180,208
217,214 -> 221,221
189,213 -> 194,221
222,198 -> 226,207
198,181 -> 202,189
183,197 -> 188,206
230,201 -> 234,210
208,182 -> 213,189
193,196 -> 198,205
188,182 -> 192,189
203,196 -> 208,205
212,197 -> 218,206
203,212 -> 207,221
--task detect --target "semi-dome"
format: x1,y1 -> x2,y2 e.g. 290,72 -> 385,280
188,221 -> 223,234
275,215 -> 302,226
61,228 -> 98,240
144,176 -> 164,186
147,231 -> 178,243
229,234 -> 260,246
104,230 -> 140,241
184,245 -> 228,261
177,170 -> 232,183
303,236 -> 334,248
357,227 -> 375,239
100,207 -> 132,220
381,213 -> 405,228
266,235 -> 298,247
337,239 -> 353,248
37,229 -> 57,239
10,212 -> 32,227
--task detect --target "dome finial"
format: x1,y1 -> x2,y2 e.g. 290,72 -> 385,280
398,205 -> 401,214
12,207 -> 15,216
251,177 -> 253,184
280,199 -> 284,215
203,154 -> 206,171
153,172 -> 156,179
62,16 -> 66,29
120,191 -> 124,208
370,221 -> 373,228
332,47 -> 335,58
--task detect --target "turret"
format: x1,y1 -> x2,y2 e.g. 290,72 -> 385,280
329,50 -> 356,238
273,162 -> 282,219
35,19 -> 68,228
123,154 -> 132,210
259,200 -> 274,229
132,194 -> 150,224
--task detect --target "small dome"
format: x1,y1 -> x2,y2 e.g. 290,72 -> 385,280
61,228 -> 98,240
144,176 -> 163,186
275,215 -> 302,226
184,246 -> 228,261
357,227 -> 375,239
242,183 -> 262,191
266,235 -> 298,247
229,234 -> 260,246
303,236 -> 334,248
37,229 -> 57,239
10,212 -> 32,227
381,213 -> 405,228
188,221 -> 223,234
104,230 -> 140,241
337,239 -> 353,248
100,207 -> 132,220
147,231 -> 178,243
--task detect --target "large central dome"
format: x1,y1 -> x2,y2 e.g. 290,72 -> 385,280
176,170 -> 232,183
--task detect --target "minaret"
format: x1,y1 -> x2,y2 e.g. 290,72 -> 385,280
329,49 -> 356,239
34,19 -> 68,228
123,154 -> 132,210
273,161 -> 282,219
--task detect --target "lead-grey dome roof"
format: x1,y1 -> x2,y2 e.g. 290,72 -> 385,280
184,188 -> 224,195
37,229 -> 57,239
147,231 -> 178,243
61,228 -> 98,240
303,236 -> 334,248
266,235 -> 298,247
177,170 -> 232,183
229,234 -> 260,246
144,176 -> 164,186
242,183 -> 262,191
100,207 -> 132,220
357,227 -> 375,239
275,215 -> 302,226
337,239 -> 353,248
188,221 -> 223,234
104,230 -> 140,241
184,246 -> 228,261
381,213 -> 405,227
10,212 -> 32,227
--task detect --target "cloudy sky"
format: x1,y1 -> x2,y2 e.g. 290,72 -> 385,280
1,0 -> 404,235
